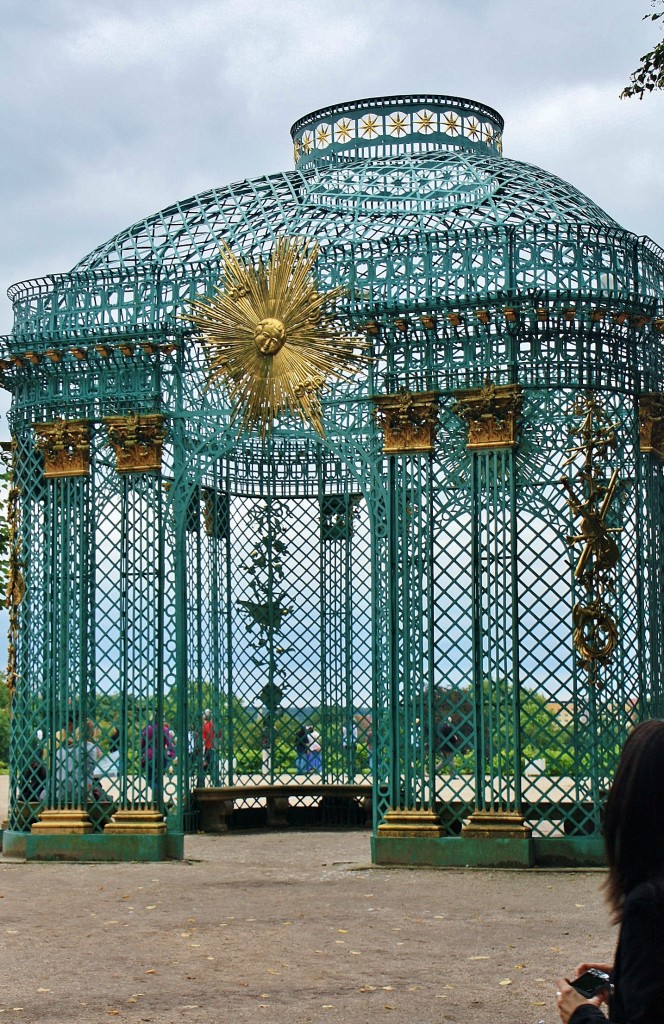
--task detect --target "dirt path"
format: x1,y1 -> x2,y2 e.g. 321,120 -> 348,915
0,829 -> 613,1024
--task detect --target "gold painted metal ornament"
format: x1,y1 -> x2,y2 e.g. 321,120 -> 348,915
188,237 -> 367,436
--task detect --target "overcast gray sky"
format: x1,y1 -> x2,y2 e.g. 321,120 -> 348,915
1,0 -> 663,343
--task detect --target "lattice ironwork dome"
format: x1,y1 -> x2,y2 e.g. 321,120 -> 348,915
2,95 -> 664,865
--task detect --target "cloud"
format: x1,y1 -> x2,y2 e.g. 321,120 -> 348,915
1,0 -> 663,346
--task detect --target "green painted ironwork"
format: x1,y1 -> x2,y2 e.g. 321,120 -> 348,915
2,94 -> 663,863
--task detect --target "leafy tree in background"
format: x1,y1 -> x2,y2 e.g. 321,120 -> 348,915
622,2 -> 664,99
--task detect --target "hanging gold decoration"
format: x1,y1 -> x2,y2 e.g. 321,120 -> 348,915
187,237 -> 367,436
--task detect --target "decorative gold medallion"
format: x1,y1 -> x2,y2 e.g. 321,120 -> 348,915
187,237 -> 367,436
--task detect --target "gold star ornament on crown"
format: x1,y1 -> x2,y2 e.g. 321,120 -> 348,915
188,237 -> 367,437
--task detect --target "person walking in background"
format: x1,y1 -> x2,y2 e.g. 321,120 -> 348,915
202,709 -> 215,773
295,724 -> 309,773
342,719 -> 357,778
141,722 -> 173,794
555,719 -> 664,1023
306,726 -> 322,772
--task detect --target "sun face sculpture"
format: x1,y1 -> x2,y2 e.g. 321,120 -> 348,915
188,237 -> 367,437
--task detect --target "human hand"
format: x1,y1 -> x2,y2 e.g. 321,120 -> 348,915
573,962 -> 613,982
556,978 -> 603,1024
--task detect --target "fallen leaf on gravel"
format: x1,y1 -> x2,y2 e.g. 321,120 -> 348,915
384,1005 -> 395,1010
260,994 -> 270,999
350,950 -> 361,955
444,984 -> 454,990
145,905 -> 157,910
382,986 -> 393,991
107,1011 -> 120,1016
267,970 -> 280,975
407,986 -> 419,992
499,979 -> 513,986
575,904 -> 585,908
532,1002 -> 546,1007
338,929 -> 348,933
359,985 -> 377,992
145,969 -> 156,974
469,955 -> 490,960
514,964 -> 527,969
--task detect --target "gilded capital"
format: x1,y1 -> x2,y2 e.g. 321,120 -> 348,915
639,392 -> 664,460
452,381 -> 522,450
104,413 -> 166,473
34,419 -> 91,478
373,390 -> 441,454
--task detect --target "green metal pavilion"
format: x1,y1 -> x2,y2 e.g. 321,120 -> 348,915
2,94 -> 663,864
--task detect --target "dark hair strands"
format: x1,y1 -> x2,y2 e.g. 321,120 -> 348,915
603,719 -> 664,922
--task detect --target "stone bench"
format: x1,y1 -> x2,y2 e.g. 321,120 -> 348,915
193,783 -> 373,833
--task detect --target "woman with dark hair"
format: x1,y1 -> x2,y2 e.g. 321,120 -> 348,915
556,719 -> 664,1023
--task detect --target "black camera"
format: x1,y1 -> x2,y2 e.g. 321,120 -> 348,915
568,968 -> 611,998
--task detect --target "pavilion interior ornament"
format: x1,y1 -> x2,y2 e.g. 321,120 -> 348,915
638,392 -> 664,460
560,393 -> 622,685
188,237 -> 367,437
33,419 -> 91,478
452,379 -> 522,450
373,390 -> 441,454
104,413 -> 167,473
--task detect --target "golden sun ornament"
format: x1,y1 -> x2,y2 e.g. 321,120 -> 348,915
188,237 -> 367,437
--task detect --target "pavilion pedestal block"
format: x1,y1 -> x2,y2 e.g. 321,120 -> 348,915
31,809 -> 93,835
377,808 -> 444,838
461,810 -> 532,840
104,809 -> 167,835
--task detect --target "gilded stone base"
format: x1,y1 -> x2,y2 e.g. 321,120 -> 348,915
31,809 -> 93,835
104,809 -> 167,835
461,810 -> 532,840
377,807 -> 444,838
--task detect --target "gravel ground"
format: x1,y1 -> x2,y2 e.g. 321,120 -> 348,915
0,828 -> 615,1024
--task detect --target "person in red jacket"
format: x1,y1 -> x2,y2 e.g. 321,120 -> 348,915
202,709 -> 215,772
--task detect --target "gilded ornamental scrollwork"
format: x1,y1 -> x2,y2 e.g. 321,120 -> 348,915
373,391 -> 441,454
33,419 -> 91,478
638,392 -> 664,460
560,393 -> 621,685
103,413 -> 167,473
452,380 -> 522,450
